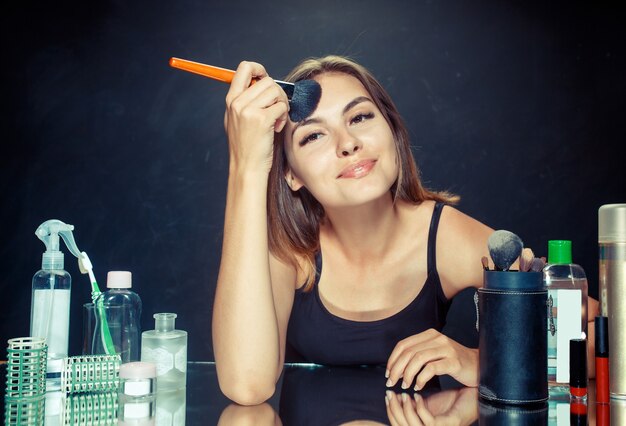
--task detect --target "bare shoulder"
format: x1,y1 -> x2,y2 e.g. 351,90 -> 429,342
437,206 -> 494,297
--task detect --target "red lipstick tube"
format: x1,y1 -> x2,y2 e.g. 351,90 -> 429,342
595,315 -> 610,404
570,338 -> 587,399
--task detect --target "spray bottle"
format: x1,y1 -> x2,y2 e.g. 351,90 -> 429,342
31,219 -> 83,390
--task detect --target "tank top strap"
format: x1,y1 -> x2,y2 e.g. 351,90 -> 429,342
427,202 -> 445,274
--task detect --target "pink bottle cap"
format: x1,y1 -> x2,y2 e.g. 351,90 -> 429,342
119,362 -> 157,379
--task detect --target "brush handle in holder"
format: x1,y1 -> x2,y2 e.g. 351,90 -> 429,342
478,271 -> 548,405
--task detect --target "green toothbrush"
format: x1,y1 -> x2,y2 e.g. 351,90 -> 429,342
78,252 -> 116,355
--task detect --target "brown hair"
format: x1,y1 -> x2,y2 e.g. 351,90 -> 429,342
267,55 -> 458,291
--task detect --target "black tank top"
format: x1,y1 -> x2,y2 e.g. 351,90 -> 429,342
286,202 -> 451,366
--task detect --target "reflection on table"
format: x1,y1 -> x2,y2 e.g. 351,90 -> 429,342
2,362 -> 624,425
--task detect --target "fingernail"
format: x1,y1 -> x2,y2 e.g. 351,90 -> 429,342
385,395 -> 389,406
386,379 -> 393,387
414,383 -> 421,391
402,393 -> 408,402
385,369 -> 389,379
401,381 -> 409,389
386,390 -> 394,400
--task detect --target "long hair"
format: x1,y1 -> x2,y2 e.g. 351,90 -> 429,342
267,55 -> 458,291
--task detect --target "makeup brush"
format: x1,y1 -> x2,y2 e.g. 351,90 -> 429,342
487,230 -> 524,271
169,57 -> 321,122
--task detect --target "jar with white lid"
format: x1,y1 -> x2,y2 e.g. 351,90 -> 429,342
118,361 -> 157,422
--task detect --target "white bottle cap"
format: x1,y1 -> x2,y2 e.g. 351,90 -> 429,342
599,204 -> 626,243
107,271 -> 132,288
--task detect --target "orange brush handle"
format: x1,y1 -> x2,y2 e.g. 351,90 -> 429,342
169,57 -> 235,83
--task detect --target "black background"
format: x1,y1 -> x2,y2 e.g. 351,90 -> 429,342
1,0 -> 624,361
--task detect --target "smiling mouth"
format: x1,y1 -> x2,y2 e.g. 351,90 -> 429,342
337,160 -> 377,179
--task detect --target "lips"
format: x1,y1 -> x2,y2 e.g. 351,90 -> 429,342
337,159 -> 377,179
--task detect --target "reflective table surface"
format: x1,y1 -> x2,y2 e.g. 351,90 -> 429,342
2,362 -> 624,425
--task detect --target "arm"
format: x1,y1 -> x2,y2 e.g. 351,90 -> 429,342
218,403 -> 282,426
436,206 -> 494,298
212,61 -> 294,405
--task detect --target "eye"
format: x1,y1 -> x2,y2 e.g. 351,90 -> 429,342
350,112 -> 374,125
299,132 -> 324,146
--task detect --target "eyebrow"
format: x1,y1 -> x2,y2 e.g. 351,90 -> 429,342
290,96 -> 374,140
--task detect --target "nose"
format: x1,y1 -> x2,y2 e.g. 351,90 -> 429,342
336,130 -> 362,157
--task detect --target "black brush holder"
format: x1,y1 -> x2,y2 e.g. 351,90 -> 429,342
478,270 -> 548,405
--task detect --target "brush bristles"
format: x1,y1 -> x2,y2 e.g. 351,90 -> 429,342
289,79 -> 322,122
487,230 -> 524,271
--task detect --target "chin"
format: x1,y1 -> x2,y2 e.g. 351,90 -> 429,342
327,186 -> 395,209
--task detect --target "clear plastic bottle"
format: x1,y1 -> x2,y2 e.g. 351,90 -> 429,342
31,220 -> 75,390
95,271 -> 142,363
543,240 -> 588,386
141,313 -> 187,392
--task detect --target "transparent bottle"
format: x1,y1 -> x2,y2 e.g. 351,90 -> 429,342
31,220 -> 75,390
544,240 -> 588,386
141,313 -> 187,392
95,271 -> 142,363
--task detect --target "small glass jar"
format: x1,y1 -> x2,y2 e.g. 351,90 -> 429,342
118,361 -> 157,422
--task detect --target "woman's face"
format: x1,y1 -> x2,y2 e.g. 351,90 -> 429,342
284,72 -> 398,209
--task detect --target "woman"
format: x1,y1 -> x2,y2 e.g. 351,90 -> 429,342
211,55 -> 598,405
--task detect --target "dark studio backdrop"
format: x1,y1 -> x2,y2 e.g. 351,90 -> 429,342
1,0 -> 624,363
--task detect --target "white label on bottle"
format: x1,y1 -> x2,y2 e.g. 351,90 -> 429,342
31,289 -> 70,357
143,347 -> 174,376
556,402 -> 570,426
556,289 -> 582,383
175,345 -> 187,372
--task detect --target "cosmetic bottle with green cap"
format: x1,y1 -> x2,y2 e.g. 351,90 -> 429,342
543,240 -> 588,387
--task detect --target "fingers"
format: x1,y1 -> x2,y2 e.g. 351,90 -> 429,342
386,391 -> 421,426
413,394 -> 435,425
386,330 -> 478,390
406,349 -> 447,391
387,329 -> 439,372
387,388 -> 480,426
402,393 -> 423,426
226,75 -> 289,139
226,62 -> 288,113
386,391 -> 438,426
228,61 -> 268,100
386,329 -> 443,388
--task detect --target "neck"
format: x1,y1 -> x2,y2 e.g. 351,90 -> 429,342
321,194 -> 403,263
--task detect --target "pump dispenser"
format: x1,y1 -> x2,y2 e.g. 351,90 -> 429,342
31,219 -> 82,390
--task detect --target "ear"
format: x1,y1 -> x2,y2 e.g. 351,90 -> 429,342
284,169 -> 304,192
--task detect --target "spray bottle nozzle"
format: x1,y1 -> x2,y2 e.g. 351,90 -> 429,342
36,219 -> 82,270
